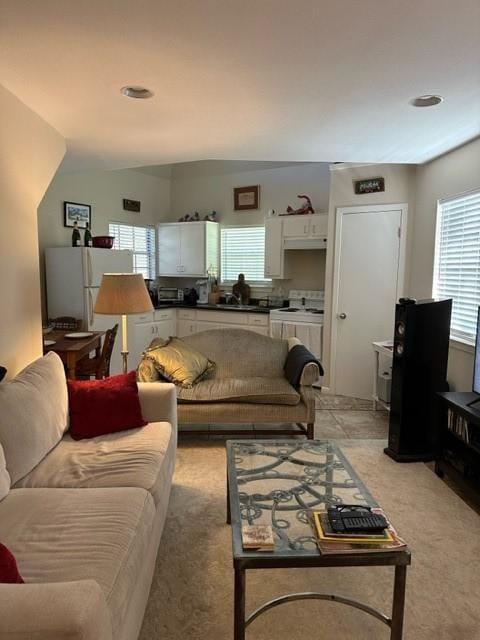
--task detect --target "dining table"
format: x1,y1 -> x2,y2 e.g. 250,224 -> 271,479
43,330 -> 105,379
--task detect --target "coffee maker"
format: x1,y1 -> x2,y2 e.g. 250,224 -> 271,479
196,279 -> 209,304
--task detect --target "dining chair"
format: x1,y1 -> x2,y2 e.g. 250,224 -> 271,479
75,324 -> 119,380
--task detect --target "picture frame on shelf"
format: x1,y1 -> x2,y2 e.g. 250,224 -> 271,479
64,201 -> 91,229
234,185 -> 260,211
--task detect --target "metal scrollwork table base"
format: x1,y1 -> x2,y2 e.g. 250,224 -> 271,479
226,440 -> 410,640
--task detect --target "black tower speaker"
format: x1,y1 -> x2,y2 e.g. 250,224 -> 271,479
384,298 -> 452,462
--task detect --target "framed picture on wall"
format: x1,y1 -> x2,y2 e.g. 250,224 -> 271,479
64,201 -> 91,229
234,185 -> 260,211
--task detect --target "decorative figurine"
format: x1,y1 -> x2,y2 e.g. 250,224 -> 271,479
204,210 -> 218,222
193,211 -> 200,221
285,194 -> 315,215
233,273 -> 251,305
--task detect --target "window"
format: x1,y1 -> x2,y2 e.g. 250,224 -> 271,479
433,189 -> 480,342
109,223 -> 156,280
220,226 -> 270,283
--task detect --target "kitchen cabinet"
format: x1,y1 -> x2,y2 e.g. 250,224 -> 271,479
157,221 -> 219,277
178,308 -> 270,336
264,217 -> 285,279
282,213 -> 327,239
130,309 -> 175,367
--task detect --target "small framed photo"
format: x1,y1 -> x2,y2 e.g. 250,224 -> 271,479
234,185 -> 260,211
64,201 -> 91,229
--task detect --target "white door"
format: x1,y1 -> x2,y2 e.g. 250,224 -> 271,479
83,248 -> 132,287
158,225 -> 181,275
332,205 -> 406,400
181,225 -> 205,276
265,218 -> 283,278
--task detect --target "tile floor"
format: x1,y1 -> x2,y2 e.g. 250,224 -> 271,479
179,392 -> 389,440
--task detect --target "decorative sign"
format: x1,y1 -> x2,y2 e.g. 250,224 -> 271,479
123,198 -> 141,212
234,185 -> 260,211
354,177 -> 385,195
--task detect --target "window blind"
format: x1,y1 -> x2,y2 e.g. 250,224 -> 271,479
109,223 -> 156,280
220,226 -> 270,283
433,189 -> 480,342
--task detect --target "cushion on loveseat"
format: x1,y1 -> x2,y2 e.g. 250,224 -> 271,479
0,487 -> 154,638
0,352 -> 68,484
15,422 -> 175,507
176,376 -> 301,405
143,337 -> 215,388
0,445 -> 10,502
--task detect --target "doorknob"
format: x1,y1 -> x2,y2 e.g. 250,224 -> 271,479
338,313 -> 347,319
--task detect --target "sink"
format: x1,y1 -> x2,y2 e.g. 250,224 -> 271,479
214,304 -> 257,311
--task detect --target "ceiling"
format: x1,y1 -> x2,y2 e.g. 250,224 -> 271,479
1,0 -> 479,171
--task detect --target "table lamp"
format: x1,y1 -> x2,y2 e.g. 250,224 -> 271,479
94,273 -> 154,373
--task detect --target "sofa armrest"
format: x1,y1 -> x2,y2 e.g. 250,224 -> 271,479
0,580 -> 112,640
286,338 -> 322,386
299,384 -> 316,423
138,382 -> 177,431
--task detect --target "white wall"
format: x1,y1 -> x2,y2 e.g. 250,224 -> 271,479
38,166 -> 171,317
0,84 -> 65,377
322,163 -> 416,387
168,160 -> 330,292
410,138 -> 480,390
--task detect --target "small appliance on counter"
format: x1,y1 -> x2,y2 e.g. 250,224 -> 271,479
157,287 -> 184,304
183,288 -> 199,306
196,279 -> 209,304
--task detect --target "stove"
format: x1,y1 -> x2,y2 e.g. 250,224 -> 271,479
270,290 -> 324,324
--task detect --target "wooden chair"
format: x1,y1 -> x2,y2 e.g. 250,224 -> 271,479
75,324 -> 118,380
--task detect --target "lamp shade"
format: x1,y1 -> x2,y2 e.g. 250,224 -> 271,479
94,273 -> 154,315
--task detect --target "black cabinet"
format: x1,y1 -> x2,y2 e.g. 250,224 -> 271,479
436,392 -> 480,497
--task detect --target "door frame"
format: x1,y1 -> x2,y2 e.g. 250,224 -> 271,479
330,203 -> 408,396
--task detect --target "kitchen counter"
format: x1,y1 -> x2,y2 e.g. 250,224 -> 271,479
154,303 -> 273,314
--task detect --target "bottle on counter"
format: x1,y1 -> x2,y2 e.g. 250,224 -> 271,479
71,222 -> 81,247
84,223 -> 92,247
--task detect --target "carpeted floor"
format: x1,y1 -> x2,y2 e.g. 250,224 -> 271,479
139,438 -> 480,640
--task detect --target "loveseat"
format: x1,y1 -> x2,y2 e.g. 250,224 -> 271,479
138,328 -> 321,438
0,352 -> 177,640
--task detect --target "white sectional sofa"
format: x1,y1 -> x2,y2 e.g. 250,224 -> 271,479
0,352 -> 177,640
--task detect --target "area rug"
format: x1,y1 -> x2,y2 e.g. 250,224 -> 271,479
139,439 -> 480,639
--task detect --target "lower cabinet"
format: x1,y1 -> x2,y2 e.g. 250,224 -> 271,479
178,308 -> 270,336
130,310 -> 175,368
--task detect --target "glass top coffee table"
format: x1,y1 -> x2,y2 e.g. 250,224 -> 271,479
226,440 -> 411,640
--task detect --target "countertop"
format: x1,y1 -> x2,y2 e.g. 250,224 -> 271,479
154,303 -> 275,314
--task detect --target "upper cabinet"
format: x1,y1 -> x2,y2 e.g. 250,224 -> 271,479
157,221 -> 219,277
282,213 -> 328,243
264,213 -> 328,279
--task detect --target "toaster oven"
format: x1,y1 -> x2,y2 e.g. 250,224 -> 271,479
157,287 -> 184,303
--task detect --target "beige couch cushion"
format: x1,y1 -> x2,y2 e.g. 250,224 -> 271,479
183,329 -> 288,379
177,377 -> 301,405
0,352 -> 68,484
0,444 -> 10,501
15,421 -> 174,506
0,487 -> 154,638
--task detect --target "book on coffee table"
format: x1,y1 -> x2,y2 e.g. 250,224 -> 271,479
308,509 -> 407,555
242,525 -> 275,551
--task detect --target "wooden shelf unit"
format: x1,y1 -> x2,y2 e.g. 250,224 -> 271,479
436,392 -> 480,497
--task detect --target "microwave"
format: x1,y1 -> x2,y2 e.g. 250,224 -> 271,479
157,287 -> 184,303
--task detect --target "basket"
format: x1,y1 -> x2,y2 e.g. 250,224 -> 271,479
92,236 -> 115,249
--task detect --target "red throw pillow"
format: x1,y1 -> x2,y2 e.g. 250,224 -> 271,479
68,371 -> 147,440
0,543 -> 24,583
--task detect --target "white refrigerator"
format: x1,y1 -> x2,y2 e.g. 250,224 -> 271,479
45,247 -> 134,375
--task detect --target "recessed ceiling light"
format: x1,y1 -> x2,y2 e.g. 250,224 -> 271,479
120,86 -> 153,99
410,95 -> 443,108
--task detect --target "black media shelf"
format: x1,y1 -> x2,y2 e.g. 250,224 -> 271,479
436,392 -> 480,499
